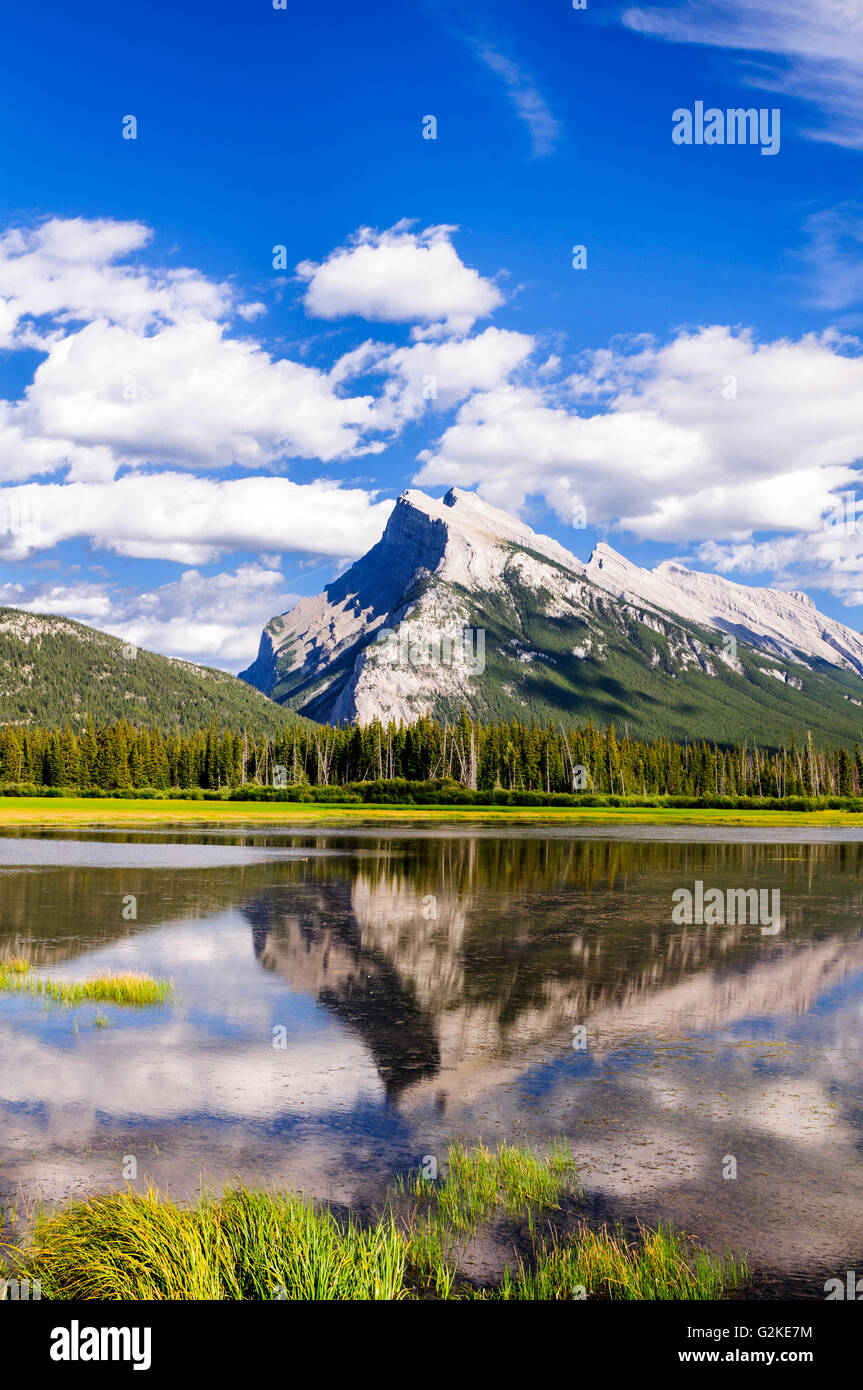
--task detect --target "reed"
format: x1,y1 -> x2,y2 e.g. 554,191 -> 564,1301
0,961 -> 172,1008
487,1221 -> 748,1301
25,1186 -> 406,1301
12,1143 -> 748,1301
396,1136 -> 580,1234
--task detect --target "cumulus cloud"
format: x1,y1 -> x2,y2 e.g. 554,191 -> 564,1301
0,579 -> 114,623
296,223 -> 505,338
622,0 -> 863,148
332,327 -> 536,432
695,528 -> 863,609
0,217 -> 237,348
0,474 -> 394,565
109,563 -> 303,667
0,215 -> 525,483
0,212 -> 547,664
20,318 -> 380,477
0,215 -> 394,480
415,325 -> 863,544
0,564 -> 306,668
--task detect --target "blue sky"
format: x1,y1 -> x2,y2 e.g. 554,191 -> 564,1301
0,0 -> 862,668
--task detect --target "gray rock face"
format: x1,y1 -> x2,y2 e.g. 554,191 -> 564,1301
584,542 -> 863,678
240,487 -> 863,731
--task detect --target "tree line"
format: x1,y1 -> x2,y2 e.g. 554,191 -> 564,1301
1,713 -> 862,799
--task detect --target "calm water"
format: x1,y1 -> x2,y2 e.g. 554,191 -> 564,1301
2,823 -> 863,1296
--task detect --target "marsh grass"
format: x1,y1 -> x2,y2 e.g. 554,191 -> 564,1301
0,960 -> 172,1008
396,1137 -> 579,1233
25,1186 -> 407,1301
395,1138 -> 579,1296
12,1142 -> 748,1301
486,1221 -> 748,1301
0,795 -> 857,828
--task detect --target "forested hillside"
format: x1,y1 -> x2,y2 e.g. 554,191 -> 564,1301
0,608 -> 297,734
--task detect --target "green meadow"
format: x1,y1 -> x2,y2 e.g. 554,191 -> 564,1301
0,794 -> 861,826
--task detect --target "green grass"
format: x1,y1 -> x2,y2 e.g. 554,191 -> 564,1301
0,960 -> 173,1007
23,1186 -> 406,1301
0,794 -> 860,826
487,1222 -> 747,1301
10,1141 -> 747,1301
396,1137 -> 579,1234
397,1137 -> 580,1297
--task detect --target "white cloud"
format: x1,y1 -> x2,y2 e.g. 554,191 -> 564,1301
799,205 -> 863,312
622,0 -> 863,148
0,564 -> 305,668
695,528 -> 863,610
0,580 -> 114,623
0,474 -> 394,564
333,327 -> 536,432
0,216 -> 525,483
296,223 -> 504,338
109,564 -> 301,667
415,325 -> 863,543
0,216 -> 235,348
473,44 -> 561,157
21,318 -> 379,477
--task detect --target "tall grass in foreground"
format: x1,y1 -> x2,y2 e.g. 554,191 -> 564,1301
397,1137 -> 580,1295
25,1187 -> 406,1301
13,1141 -> 748,1301
0,959 -> 172,1007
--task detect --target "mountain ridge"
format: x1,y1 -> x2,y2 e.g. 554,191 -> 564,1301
0,607 -> 300,732
584,540 -> 863,678
240,486 -> 863,747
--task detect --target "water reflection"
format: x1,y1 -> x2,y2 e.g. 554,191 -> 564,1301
1,829 -> 862,1291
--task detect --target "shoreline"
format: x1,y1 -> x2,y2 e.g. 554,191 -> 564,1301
1,795 -> 863,827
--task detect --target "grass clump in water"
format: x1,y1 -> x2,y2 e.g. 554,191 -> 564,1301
489,1221 -> 748,1301
13,1142 -> 748,1301
4,957 -> 30,974
397,1136 -> 581,1296
0,960 -> 172,1008
25,1185 -> 407,1301
396,1137 -> 580,1234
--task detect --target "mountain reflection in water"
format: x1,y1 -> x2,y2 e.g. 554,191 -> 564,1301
1,827 -> 862,1293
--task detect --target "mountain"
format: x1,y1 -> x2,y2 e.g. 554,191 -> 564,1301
240,486 -> 863,746
0,608 -> 297,732
584,543 -> 863,677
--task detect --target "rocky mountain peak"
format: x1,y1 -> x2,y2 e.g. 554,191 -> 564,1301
240,487 -> 863,731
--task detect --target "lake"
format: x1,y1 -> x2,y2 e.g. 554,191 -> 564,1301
2,822 -> 862,1298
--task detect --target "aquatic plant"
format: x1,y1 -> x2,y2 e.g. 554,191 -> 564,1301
0,961 -> 172,1008
25,1186 -> 406,1301
12,1142 -> 747,1302
486,1221 -> 747,1301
